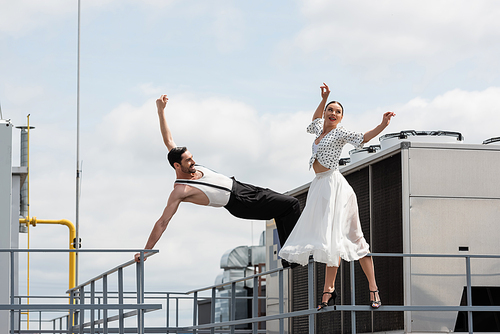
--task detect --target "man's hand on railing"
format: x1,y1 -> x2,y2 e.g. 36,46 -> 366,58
135,252 -> 147,263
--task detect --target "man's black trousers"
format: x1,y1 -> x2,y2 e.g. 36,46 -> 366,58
224,178 -> 300,248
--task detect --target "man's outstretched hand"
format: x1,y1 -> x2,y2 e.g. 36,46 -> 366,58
134,252 -> 148,263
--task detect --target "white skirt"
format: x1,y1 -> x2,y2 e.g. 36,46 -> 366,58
278,170 -> 370,267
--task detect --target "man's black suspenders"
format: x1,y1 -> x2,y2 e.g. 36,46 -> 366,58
174,180 -> 232,192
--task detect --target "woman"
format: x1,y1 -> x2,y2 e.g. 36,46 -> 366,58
278,83 -> 395,310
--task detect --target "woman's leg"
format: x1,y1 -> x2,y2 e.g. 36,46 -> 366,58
359,256 -> 380,302
321,260 -> 340,305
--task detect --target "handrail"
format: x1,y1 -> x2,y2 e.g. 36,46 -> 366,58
4,250 -> 500,334
3,248 -> 160,334
186,266 -> 283,294
67,250 -> 157,293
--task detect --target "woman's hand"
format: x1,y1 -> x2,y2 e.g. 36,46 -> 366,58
156,94 -> 169,112
381,111 -> 396,126
320,82 -> 330,100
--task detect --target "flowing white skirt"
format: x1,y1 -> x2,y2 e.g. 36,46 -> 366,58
278,170 -> 370,267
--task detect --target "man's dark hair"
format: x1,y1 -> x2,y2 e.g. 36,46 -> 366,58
167,146 -> 187,168
325,101 -> 344,115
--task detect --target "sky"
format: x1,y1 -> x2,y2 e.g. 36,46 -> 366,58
2,0 -> 500,325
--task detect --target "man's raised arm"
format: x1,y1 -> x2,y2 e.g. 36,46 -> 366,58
156,94 -> 177,151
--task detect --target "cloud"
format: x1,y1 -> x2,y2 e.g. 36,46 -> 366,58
0,0 -> 176,36
350,86 -> 500,146
0,0 -> 73,36
287,0 -> 500,80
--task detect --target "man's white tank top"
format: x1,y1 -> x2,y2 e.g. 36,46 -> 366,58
174,166 -> 233,207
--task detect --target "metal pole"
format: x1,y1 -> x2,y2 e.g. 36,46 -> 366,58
252,276 -> 258,334
136,253 -> 145,334
103,275 -> 108,334
279,269 -> 284,334
307,256 -> 314,334
176,298 -> 179,327
69,292 -> 75,334
10,251 -> 15,334
79,287 -> 85,333
230,282 -> 236,334
466,256 -> 473,334
90,281 -> 95,334
75,0 -> 82,288
350,261 -> 356,334
193,291 -> 198,334
211,288 -> 216,334
118,267 -> 124,334
166,293 -> 170,333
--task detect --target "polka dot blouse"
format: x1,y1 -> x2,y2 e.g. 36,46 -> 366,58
307,118 -> 364,170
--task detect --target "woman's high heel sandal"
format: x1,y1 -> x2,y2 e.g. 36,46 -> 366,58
317,290 -> 337,310
370,290 -> 381,309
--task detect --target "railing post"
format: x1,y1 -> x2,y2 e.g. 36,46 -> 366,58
10,251 -> 15,334
166,293 -> 170,333
176,297 -> 179,328
308,256 -> 314,334
90,281 -> 95,334
118,267 -> 124,334
136,252 -> 145,334
69,292 -> 75,334
252,276 -> 258,334
350,260 -> 356,334
79,286 -> 85,333
211,288 -> 216,334
466,256 -> 473,334
103,274 -> 108,334
230,282 -> 236,334
279,268 -> 284,334
193,291 -> 198,334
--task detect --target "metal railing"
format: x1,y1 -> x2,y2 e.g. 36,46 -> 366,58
3,250 -> 500,334
1,249 -> 160,334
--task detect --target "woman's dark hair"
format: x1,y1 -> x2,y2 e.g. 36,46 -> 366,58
167,146 -> 187,168
325,101 -> 344,114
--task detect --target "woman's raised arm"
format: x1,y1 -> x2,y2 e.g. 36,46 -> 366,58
362,111 -> 396,143
312,83 -> 330,121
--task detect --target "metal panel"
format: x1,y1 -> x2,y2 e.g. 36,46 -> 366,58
409,197 -> 500,331
266,219 -> 289,334
0,120 -> 13,333
409,147 -> 500,198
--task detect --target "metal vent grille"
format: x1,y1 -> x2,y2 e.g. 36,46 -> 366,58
371,153 -> 404,331
290,153 -> 404,333
343,167 -> 372,332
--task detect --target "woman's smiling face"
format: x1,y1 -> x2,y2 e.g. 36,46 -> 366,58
324,102 -> 343,127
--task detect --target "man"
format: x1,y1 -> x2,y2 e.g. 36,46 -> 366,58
135,94 -> 300,267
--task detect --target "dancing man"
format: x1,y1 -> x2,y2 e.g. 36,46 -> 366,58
135,94 -> 300,267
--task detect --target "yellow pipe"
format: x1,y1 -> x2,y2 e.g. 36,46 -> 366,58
19,217 -> 77,290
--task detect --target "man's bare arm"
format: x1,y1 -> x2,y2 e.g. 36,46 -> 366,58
156,94 -> 177,151
134,187 -> 185,262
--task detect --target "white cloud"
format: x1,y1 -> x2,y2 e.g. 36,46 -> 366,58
350,86 -> 500,146
0,0 -> 176,36
0,0 -> 74,35
288,0 -> 500,79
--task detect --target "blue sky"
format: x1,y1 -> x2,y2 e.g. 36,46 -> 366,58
2,0 -> 500,317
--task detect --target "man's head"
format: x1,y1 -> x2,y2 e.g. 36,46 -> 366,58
167,147 -> 196,174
